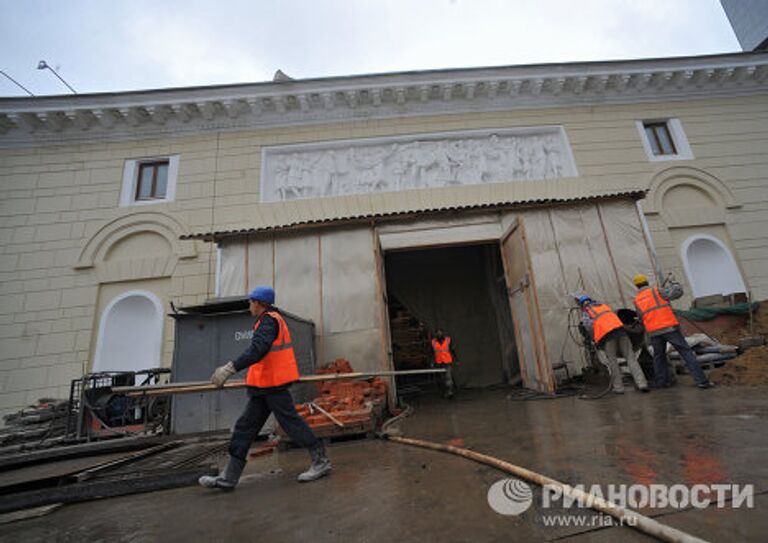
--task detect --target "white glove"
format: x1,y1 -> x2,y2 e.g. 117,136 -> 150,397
211,361 -> 236,388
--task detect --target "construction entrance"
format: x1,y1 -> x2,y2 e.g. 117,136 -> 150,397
384,242 -> 520,395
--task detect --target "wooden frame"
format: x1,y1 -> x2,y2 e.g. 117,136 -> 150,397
135,161 -> 169,201
499,217 -> 555,393
372,227 -> 397,408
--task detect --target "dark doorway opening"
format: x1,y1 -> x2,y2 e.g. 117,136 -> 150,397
384,243 -> 519,395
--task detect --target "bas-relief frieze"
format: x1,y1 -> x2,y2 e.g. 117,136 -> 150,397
261,129 -> 575,202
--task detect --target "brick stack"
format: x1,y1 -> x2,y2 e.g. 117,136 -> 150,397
292,359 -> 388,439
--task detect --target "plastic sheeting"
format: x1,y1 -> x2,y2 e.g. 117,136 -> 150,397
216,226 -> 384,374
516,200 -> 656,376
218,241 -> 246,297
598,200 -> 656,305
275,233 -> 321,325
320,228 -> 379,335
246,236 -> 275,291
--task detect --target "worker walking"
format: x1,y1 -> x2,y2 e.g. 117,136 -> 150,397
632,274 -> 714,389
430,329 -> 455,398
199,286 -> 331,490
578,295 -> 649,393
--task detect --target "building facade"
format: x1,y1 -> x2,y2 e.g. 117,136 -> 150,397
1,52 -> 767,416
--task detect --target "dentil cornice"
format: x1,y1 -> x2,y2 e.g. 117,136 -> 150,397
0,52 -> 766,146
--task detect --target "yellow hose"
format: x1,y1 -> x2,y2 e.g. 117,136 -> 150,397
386,435 -> 709,543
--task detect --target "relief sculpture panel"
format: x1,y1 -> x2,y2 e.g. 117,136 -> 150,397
260,127 -> 576,202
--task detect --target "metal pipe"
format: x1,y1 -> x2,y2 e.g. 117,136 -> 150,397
114,369 -> 447,397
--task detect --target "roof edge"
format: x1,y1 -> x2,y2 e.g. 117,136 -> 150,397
184,189 -> 647,242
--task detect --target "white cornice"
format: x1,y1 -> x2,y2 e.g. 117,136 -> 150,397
0,52 -> 767,146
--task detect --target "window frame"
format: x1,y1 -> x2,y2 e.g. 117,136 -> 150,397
643,122 -> 677,156
636,118 -> 693,162
120,155 -> 180,207
135,160 -> 170,201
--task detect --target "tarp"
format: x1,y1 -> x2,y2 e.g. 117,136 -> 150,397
676,302 -> 759,322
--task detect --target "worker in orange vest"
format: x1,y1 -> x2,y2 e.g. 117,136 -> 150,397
632,274 -> 713,389
199,286 -> 331,491
430,329 -> 455,398
578,295 -> 649,393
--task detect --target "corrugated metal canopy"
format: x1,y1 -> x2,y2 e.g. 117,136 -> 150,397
184,188 -> 646,241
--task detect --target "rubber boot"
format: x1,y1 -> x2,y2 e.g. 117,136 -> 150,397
297,442 -> 332,482
199,456 -> 246,490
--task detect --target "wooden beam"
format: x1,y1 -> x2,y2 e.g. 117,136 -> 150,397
114,369 -> 447,398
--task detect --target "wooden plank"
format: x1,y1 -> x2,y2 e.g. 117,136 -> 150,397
0,436 -> 168,472
0,503 -> 62,526
115,369 -> 447,397
0,468 -> 216,515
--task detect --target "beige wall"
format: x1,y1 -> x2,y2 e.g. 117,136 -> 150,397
1,93 -> 767,415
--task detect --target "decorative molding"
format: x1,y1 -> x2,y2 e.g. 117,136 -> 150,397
95,255 -> 178,284
260,127 -> 577,202
644,166 -> 741,215
75,211 -> 197,270
1,53 -> 767,145
662,207 -> 726,229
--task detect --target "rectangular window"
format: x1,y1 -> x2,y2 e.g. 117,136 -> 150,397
120,155 -> 179,207
636,119 -> 693,162
643,122 -> 677,156
136,161 -> 169,200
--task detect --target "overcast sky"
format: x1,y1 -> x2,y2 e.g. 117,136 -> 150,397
0,0 -> 741,98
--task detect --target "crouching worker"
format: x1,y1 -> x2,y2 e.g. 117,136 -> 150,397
199,286 -> 331,490
578,295 -> 649,394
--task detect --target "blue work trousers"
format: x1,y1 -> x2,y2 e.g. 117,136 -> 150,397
650,328 -> 708,386
228,387 -> 318,461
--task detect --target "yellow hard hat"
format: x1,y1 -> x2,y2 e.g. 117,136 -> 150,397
633,274 -> 648,286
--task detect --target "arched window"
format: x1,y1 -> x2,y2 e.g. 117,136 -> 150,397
681,235 -> 746,298
93,291 -> 164,373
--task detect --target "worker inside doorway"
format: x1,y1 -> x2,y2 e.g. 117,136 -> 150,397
385,244 -> 519,397
430,329 -> 456,398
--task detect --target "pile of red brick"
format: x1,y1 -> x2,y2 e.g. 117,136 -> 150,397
294,359 -> 388,437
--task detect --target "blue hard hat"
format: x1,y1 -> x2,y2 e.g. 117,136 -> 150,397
577,294 -> 592,305
248,286 -> 275,304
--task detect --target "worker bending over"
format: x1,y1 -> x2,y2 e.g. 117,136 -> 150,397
199,286 -> 331,490
632,274 -> 713,389
578,295 -> 649,393
430,329 -> 455,398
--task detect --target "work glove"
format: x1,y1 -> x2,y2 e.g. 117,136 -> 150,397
211,361 -> 236,388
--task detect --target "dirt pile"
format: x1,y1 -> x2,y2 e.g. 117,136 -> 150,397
709,346 -> 768,386
716,303 -> 768,345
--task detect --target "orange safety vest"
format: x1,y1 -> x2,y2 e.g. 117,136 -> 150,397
584,303 -> 624,344
431,337 -> 453,364
246,311 -> 300,388
633,286 -> 679,334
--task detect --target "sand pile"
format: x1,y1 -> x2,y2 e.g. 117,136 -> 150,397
709,346 -> 768,386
